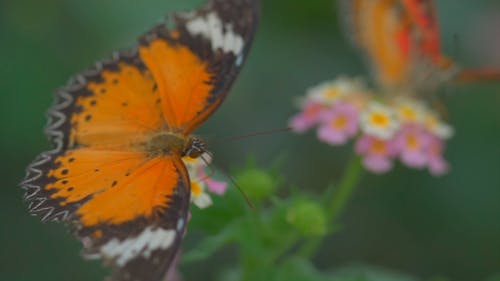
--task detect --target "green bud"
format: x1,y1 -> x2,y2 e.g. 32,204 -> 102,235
235,168 -> 276,202
286,199 -> 327,236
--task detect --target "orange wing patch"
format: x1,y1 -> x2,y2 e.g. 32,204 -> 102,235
46,149 -> 185,227
69,63 -> 165,150
350,0 -> 412,88
139,40 -> 213,132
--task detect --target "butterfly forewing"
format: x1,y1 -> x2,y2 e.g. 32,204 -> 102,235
139,0 -> 260,133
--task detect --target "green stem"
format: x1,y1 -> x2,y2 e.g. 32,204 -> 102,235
298,156 -> 364,258
326,156 -> 364,220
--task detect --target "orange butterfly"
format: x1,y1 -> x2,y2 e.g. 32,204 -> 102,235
340,0 -> 499,93
21,1 -> 260,280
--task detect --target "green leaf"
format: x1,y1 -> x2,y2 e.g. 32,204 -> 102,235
327,265 -> 420,281
182,226 -> 236,264
485,275 -> 500,281
273,257 -> 333,281
189,185 -> 248,234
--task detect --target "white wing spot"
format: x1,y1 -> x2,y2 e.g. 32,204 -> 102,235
236,54 -> 244,67
176,218 -> 185,232
186,12 -> 244,55
100,227 -> 176,266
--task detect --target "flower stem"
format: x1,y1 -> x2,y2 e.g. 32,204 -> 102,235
298,156 -> 364,258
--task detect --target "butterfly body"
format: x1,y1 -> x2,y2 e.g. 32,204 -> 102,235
145,132 -> 202,158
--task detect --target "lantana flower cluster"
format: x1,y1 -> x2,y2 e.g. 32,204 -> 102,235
183,154 -> 228,208
289,77 -> 453,175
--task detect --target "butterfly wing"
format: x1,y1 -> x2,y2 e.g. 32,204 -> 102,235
24,148 -> 190,281
21,52 -> 191,281
340,0 -> 458,92
139,0 -> 260,133
23,50 -> 170,221
340,0 -> 413,89
22,1 -> 260,280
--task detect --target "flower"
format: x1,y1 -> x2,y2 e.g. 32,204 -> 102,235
355,135 -> 398,174
164,251 -> 183,281
182,153 -> 228,209
306,77 -> 358,105
205,178 -> 228,195
317,102 -> 359,145
427,136 -> 450,176
289,101 -> 325,133
360,102 -> 400,139
393,97 -> 426,124
424,110 -> 454,139
394,125 -> 431,168
190,180 -> 213,209
290,76 -> 454,176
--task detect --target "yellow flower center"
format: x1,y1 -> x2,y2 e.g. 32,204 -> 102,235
323,87 -> 340,100
399,106 -> 416,121
425,115 -> 438,130
191,182 -> 202,196
370,112 -> 390,128
405,134 -> 419,150
371,139 -> 387,154
330,115 -> 348,129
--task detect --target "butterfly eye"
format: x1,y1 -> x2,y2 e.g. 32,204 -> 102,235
188,148 -> 204,159
184,137 -> 207,159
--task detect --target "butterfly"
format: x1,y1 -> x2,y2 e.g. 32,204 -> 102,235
20,0 -> 260,280
340,0 -> 499,93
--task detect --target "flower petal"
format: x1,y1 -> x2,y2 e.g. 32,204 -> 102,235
206,178 -> 228,195
193,192 -> 213,209
363,155 -> 393,174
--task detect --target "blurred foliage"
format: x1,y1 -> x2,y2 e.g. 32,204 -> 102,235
1,0 -> 500,281
183,163 -> 494,281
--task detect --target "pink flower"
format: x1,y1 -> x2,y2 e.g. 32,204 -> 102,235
196,165 -> 228,195
317,102 -> 359,145
355,135 -> 398,174
427,136 -> 450,176
205,178 -> 228,195
289,101 -> 325,133
164,251 -> 182,281
394,125 -> 431,169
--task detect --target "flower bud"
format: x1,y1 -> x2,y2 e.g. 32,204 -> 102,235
286,199 -> 327,236
235,168 -> 276,202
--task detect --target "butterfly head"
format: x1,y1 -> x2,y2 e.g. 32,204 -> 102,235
183,136 -> 208,159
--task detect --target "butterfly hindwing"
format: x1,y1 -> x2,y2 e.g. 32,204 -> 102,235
80,156 -> 190,281
23,147 -> 190,281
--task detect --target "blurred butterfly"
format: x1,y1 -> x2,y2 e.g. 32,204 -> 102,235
20,0 -> 260,280
340,0 -> 500,93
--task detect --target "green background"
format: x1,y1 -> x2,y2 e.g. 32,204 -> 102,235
1,0 -> 499,280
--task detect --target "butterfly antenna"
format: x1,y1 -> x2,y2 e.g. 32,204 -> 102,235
216,127 -> 291,143
200,152 -> 255,210
227,172 -> 256,210
199,154 -> 216,179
